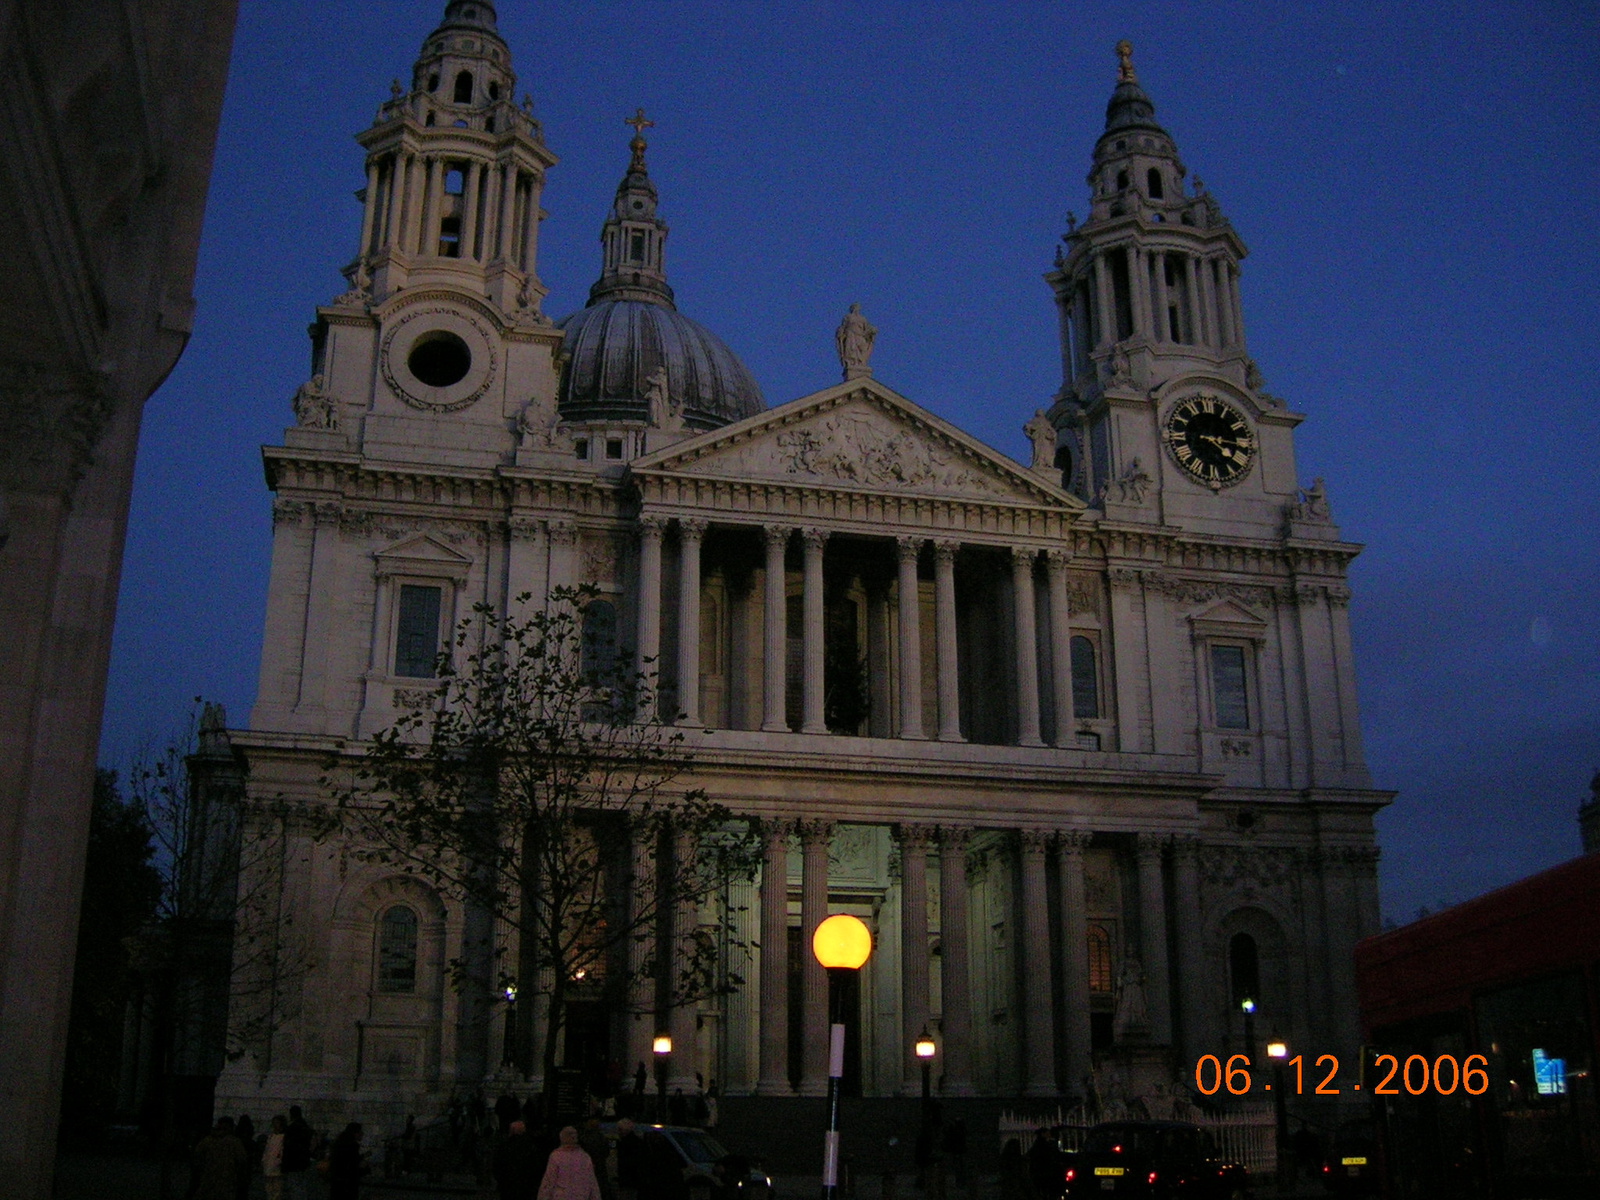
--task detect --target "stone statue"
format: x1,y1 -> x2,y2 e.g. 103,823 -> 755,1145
1113,956 -> 1151,1041
516,397 -> 552,448
1066,210 -> 1077,233
1245,358 -> 1266,392
291,373 -> 337,430
835,302 -> 876,380
333,259 -> 371,306
645,366 -> 683,433
1106,343 -> 1133,389
1023,409 -> 1057,470
1290,477 -> 1331,521
1112,456 -> 1152,504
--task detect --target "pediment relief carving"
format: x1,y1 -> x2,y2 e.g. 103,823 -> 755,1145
1188,597 -> 1268,640
640,387 -> 1073,507
373,533 -> 473,579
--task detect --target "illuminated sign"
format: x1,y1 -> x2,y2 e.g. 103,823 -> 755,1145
1532,1048 -> 1567,1096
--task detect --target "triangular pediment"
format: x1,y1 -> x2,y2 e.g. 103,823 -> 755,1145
632,378 -> 1082,509
1189,598 -> 1268,639
373,534 -> 473,578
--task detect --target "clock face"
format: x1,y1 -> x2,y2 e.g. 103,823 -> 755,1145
1162,395 -> 1255,489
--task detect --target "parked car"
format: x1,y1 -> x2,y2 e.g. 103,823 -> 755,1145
1061,1121 -> 1251,1198
615,1124 -> 773,1199
1318,1119 -> 1379,1197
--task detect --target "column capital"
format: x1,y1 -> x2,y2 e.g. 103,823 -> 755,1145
895,534 -> 924,561
1019,828 -> 1052,855
1170,833 -> 1201,860
1011,545 -> 1038,568
637,513 -> 668,538
1135,831 -> 1170,862
547,517 -> 578,547
763,524 -> 793,551
761,817 -> 795,846
933,538 -> 960,566
796,819 -> 835,846
679,516 -> 708,542
937,825 -> 972,852
801,526 -> 829,551
1045,548 -> 1073,572
1058,828 -> 1093,854
895,823 -> 937,850
508,514 -> 543,543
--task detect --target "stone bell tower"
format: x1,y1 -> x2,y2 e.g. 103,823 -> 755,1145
1044,42 -> 1306,538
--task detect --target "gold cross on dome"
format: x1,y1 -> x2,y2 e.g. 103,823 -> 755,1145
624,108 -> 654,138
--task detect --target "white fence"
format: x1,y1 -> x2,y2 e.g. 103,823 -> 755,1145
997,1104 -> 1278,1178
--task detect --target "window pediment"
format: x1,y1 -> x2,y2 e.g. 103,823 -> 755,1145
1188,598 -> 1268,642
373,533 -> 472,580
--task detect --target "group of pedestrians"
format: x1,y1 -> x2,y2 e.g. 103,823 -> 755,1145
186,1105 -> 366,1200
492,1114 -> 712,1200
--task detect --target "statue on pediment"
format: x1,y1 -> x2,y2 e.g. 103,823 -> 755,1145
1024,409 -> 1057,470
291,373 -> 337,430
646,365 -> 683,433
835,302 -> 876,380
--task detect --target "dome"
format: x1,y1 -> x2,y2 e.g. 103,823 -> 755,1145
557,298 -> 764,429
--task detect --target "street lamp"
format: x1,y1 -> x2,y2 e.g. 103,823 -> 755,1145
653,1033 -> 672,1123
813,913 -> 872,1200
915,1028 -> 937,1107
1266,1037 -> 1289,1187
501,984 -> 518,1067
1239,997 -> 1256,1065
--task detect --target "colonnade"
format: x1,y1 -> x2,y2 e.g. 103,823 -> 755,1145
635,517 -> 1081,746
361,149 -> 540,269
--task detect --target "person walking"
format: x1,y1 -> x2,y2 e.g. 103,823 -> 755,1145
327,1122 -> 367,1200
537,1126 -> 602,1200
494,1121 -> 540,1200
190,1119 -> 248,1200
578,1118 -> 616,1200
281,1106 -> 313,1200
614,1118 -> 645,1200
262,1116 -> 287,1200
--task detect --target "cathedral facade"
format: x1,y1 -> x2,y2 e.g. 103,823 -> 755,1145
214,3 -> 1387,1124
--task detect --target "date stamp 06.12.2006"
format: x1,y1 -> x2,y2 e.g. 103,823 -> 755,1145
1193,1052 -> 1490,1097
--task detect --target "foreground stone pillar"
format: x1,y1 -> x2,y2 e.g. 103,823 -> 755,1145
895,537 -> 925,739
761,526 -> 790,731
800,528 -> 827,733
626,825 -> 658,1078
635,516 -> 665,712
675,518 -> 706,725
938,827 -> 975,1095
797,820 -> 834,1096
1170,834 -> 1206,1062
755,819 -> 793,1095
897,825 -> 934,1095
1058,830 -> 1093,1095
1011,548 -> 1043,746
1046,550 -> 1074,745
1136,834 -> 1173,1043
933,540 -> 963,741
1020,830 -> 1056,1095
668,827 -> 698,1091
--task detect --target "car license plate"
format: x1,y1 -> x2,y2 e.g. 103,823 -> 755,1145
1094,1166 -> 1125,1176
1100,1181 -> 1116,1191
1341,1156 -> 1367,1166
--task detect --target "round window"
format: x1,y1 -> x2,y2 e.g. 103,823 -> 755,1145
407,331 -> 471,388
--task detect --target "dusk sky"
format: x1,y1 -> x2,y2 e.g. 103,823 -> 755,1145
99,1 -> 1600,924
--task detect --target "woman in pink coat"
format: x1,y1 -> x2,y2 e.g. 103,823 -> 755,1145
538,1126 -> 603,1200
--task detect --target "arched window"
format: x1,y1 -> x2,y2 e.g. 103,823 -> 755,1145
1147,168 -> 1164,199
1070,635 -> 1100,719
488,81 -> 500,101
1088,924 -> 1113,993
1229,932 -> 1260,1009
444,167 -> 464,195
453,70 -> 474,104
377,905 -> 419,993
1115,168 -> 1129,191
428,73 -> 440,92
581,600 -> 618,682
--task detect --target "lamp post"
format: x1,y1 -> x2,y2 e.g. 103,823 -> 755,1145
1240,997 -> 1256,1064
501,984 -> 518,1068
915,1028 -> 936,1111
653,1034 -> 672,1123
813,913 -> 872,1200
1266,1038 -> 1289,1187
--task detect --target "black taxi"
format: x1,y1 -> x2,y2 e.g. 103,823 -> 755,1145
1061,1121 -> 1251,1198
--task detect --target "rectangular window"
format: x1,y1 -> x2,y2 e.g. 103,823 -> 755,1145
1210,644 -> 1249,729
394,584 -> 443,678
605,438 -> 624,459
574,438 -> 589,460
630,231 -> 646,262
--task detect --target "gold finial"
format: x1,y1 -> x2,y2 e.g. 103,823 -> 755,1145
625,107 -> 655,169
1115,40 -> 1136,84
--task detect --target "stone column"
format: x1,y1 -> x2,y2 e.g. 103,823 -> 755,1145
1197,255 -> 1217,347
1011,548 -> 1043,747
635,516 -> 665,716
675,518 -> 706,726
897,825 -> 934,1095
797,820 -> 834,1096
938,827 -> 975,1095
497,163 -> 518,262
895,536 -> 926,739
755,820 -> 794,1094
385,152 -> 408,249
800,528 -> 827,734
1229,263 -> 1246,349
423,156 -> 445,256
1072,286 -> 1091,378
461,160 -> 482,260
1151,249 -> 1169,342
546,519 -> 578,595
480,163 -> 501,263
761,526 -> 790,731
1058,830 -> 1093,1095
1211,259 -> 1234,346
1169,835 -> 1207,1062
1046,550 -> 1074,746
1020,829 -> 1057,1095
1184,254 -> 1204,346
932,540 -> 963,741
1094,251 -> 1116,347
359,159 -> 380,258
668,827 -> 700,1091
1135,834 -> 1173,1043
627,823 -> 658,1078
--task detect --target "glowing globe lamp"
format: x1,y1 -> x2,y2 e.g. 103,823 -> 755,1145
812,913 -> 872,970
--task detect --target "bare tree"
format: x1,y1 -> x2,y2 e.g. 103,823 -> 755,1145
324,585 -> 759,1101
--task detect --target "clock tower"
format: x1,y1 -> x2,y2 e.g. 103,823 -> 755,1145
1046,42 -> 1308,539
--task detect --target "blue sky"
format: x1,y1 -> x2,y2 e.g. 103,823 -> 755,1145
101,1 -> 1600,923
